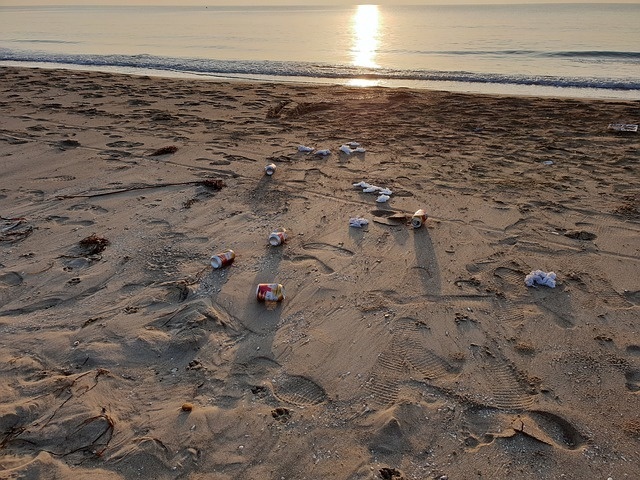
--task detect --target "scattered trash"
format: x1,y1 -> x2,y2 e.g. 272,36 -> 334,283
353,181 -> 394,203
349,217 -> 369,228
59,139 -> 81,149
314,149 -> 331,156
542,160 -> 554,165
211,250 -> 235,269
608,123 -> 638,133
149,145 -> 178,156
340,142 -> 366,155
353,181 -> 393,199
340,144 -> 353,155
268,228 -> 288,246
525,270 -> 557,288
411,209 -> 427,228
200,179 -> 226,190
265,163 -> 277,176
298,145 -> 314,153
79,234 -> 110,255
256,283 -> 285,301
181,403 -> 194,412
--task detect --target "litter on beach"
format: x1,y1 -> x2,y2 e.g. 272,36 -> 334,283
298,145 -> 314,152
340,143 -> 366,155
340,144 -> 354,154
353,181 -> 393,202
314,149 -> 331,156
525,270 -> 557,288
608,123 -> 638,132
349,217 -> 369,228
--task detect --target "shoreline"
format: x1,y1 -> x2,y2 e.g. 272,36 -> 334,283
2,62 -> 639,102
1,65 -> 639,480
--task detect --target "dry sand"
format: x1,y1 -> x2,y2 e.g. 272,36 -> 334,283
0,66 -> 639,480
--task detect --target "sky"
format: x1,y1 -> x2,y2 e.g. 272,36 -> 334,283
2,0 -> 638,5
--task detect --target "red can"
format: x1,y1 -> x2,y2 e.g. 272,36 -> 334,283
256,283 -> 285,302
268,228 -> 288,246
211,249 -> 235,269
411,209 -> 428,229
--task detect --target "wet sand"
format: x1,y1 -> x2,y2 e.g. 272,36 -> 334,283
0,66 -> 639,480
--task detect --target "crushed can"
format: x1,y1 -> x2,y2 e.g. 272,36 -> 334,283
268,228 -> 288,246
256,283 -> 285,302
211,249 -> 235,269
265,163 -> 277,176
411,209 -> 427,229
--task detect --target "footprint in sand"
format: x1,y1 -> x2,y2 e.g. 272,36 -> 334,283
34,175 -> 76,182
624,369 -> 640,392
68,203 -> 109,214
365,344 -> 408,409
98,149 -> 132,158
271,373 -> 327,406
288,254 -> 335,274
393,318 -> 461,381
302,242 -> 354,256
462,406 -> 588,452
626,345 -> 640,356
271,407 -> 292,423
451,344 -> 537,412
0,271 -> 23,287
106,141 -> 144,148
0,297 -> 64,317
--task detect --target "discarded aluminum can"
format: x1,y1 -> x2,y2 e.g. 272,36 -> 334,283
411,209 -> 428,229
265,163 -> 277,175
211,249 -> 235,269
256,283 -> 285,302
268,228 -> 288,246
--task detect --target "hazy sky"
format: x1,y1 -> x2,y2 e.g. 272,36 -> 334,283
2,0 -> 638,5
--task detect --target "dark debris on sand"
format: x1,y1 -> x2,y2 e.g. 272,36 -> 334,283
78,234 -> 110,255
149,145 -> 178,156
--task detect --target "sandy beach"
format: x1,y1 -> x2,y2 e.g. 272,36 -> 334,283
0,66 -> 638,479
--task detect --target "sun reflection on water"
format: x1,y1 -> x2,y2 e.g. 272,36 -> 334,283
351,5 -> 380,69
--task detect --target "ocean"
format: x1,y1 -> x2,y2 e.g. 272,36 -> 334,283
1,3 -> 639,99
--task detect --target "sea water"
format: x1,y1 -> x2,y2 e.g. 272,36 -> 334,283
1,3 -> 638,99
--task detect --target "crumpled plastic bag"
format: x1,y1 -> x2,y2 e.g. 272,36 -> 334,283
349,217 -> 369,228
525,270 -> 557,288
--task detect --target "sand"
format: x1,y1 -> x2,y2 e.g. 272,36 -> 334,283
0,66 -> 638,480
